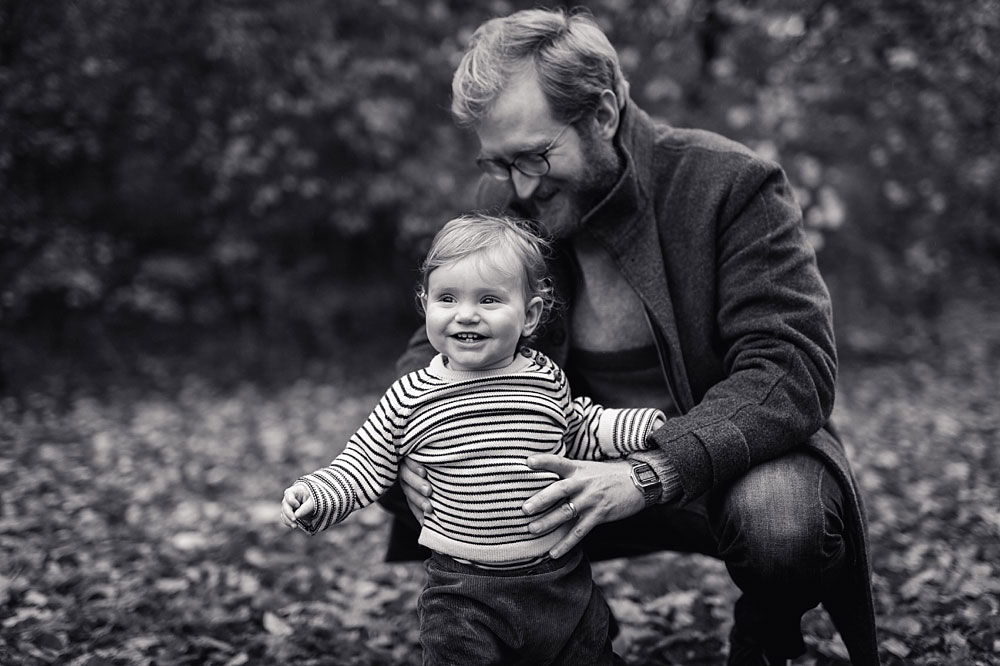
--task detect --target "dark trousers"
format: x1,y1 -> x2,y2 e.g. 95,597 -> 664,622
384,449 -> 852,661
418,549 -> 621,666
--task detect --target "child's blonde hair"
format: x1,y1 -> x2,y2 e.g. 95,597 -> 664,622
418,214 -> 556,327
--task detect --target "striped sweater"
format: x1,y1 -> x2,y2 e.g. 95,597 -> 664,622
297,348 -> 666,564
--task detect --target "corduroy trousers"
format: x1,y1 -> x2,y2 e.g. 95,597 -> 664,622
418,548 -> 623,666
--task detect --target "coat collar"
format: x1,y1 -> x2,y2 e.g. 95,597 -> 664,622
579,98 -> 654,247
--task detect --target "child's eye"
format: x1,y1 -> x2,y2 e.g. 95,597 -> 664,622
481,296 -> 500,305
438,294 -> 456,303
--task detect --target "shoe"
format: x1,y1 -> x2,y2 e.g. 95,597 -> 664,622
727,623 -> 789,666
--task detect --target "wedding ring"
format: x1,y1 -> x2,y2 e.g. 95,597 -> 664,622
565,500 -> 579,519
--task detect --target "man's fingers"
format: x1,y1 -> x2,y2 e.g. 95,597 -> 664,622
526,494 -> 606,558
399,460 -> 432,498
400,479 -> 432,524
398,458 -> 432,523
549,510 -> 600,559
526,499 -> 574,536
522,455 -> 582,516
523,458 -> 644,556
526,453 -> 577,477
523,483 -> 575,517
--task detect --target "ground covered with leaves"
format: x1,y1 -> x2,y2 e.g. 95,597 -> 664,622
2,300 -> 998,665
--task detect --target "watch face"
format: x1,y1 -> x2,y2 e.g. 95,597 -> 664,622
636,468 -> 658,485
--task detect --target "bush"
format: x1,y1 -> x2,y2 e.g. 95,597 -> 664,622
2,0 -> 997,359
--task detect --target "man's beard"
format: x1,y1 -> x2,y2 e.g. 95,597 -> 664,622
532,129 -> 621,240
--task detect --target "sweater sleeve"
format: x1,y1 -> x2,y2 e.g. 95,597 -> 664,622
563,396 -> 665,461
295,385 -> 405,534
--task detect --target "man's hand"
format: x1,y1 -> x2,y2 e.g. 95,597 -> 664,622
399,458 -> 434,524
522,456 -> 645,559
280,483 -> 315,530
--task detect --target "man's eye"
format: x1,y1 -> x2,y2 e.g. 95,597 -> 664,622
515,153 -> 546,168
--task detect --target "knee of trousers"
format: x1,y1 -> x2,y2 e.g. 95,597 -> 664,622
710,451 -> 846,582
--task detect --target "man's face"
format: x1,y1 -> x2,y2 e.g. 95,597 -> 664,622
475,70 -> 619,240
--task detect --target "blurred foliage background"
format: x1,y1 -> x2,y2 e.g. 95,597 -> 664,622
2,0 -> 998,392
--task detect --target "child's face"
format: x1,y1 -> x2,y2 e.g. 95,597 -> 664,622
424,252 -> 543,372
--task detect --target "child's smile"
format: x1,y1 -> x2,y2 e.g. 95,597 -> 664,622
453,332 -> 486,342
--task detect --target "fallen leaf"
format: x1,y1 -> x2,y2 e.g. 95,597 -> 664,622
899,568 -> 937,600
607,597 -> 646,625
883,615 -> 922,636
24,590 -> 48,606
263,611 -> 293,637
155,577 -> 190,594
171,531 -> 210,551
244,547 -> 269,568
883,637 -> 910,658
33,631 -> 65,652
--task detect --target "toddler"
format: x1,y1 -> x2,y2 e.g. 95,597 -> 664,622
280,213 -> 665,665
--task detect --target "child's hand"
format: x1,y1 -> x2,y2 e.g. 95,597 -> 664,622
280,483 -> 315,530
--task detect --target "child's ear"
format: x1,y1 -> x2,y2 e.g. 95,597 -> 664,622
522,296 -> 544,337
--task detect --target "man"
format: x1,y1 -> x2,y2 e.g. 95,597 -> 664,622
383,8 -> 880,665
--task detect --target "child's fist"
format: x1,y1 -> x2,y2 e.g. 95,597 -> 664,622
280,483 -> 315,530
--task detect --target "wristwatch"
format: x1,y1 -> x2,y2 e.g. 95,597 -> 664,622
629,461 -> 661,506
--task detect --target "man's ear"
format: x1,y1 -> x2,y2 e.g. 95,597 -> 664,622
522,296 -> 544,337
594,89 -> 620,140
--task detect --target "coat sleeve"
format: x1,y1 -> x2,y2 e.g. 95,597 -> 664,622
649,162 -> 837,503
396,326 -> 436,377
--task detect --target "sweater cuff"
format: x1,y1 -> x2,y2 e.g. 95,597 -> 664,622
596,408 -> 668,457
295,477 -> 328,535
629,448 -> 683,505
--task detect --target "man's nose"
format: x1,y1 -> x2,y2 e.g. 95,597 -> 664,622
510,170 -> 541,200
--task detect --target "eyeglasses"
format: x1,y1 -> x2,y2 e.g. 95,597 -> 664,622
476,121 -> 576,182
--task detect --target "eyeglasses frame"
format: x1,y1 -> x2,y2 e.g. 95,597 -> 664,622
476,119 -> 578,182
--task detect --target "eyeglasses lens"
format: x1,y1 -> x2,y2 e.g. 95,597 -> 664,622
512,155 -> 548,176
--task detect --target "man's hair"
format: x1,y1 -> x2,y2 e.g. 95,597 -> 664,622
418,214 -> 555,324
451,7 -> 629,128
